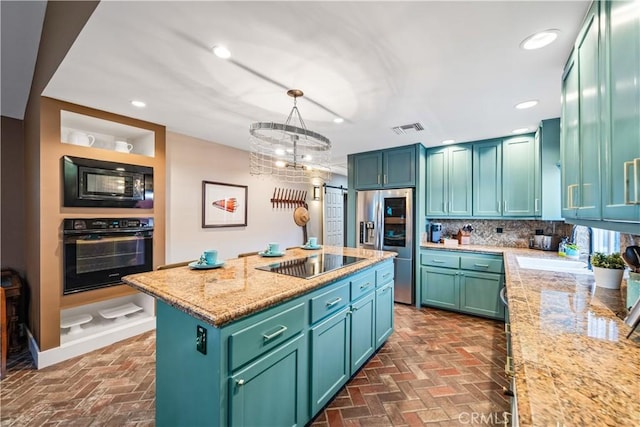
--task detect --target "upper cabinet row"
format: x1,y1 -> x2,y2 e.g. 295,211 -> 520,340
351,145 -> 417,189
561,0 -> 640,227
426,131 -> 550,219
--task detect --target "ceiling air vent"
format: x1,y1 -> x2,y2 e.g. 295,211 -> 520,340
391,122 -> 424,135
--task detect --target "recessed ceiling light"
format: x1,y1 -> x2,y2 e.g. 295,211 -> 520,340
131,100 -> 146,108
333,117 -> 344,124
212,45 -> 231,59
512,128 -> 530,134
515,100 -> 538,109
441,139 -> 455,145
520,30 -> 560,50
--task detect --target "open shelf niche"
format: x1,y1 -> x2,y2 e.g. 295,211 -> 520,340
60,110 -> 155,157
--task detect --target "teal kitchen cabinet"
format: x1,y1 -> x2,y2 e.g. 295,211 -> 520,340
503,135 -> 537,216
229,334 -> 307,427
352,146 -> 416,190
420,266 -> 459,310
576,2 -> 602,220
353,151 -> 383,190
459,270 -> 505,320
155,259 -> 394,427
536,118 -> 562,220
309,260 -> 393,416
473,139 -> 502,217
375,282 -> 394,347
309,306 -> 350,415
602,0 -> 640,222
560,3 -> 600,220
426,145 -> 472,217
349,291 -> 376,373
420,249 -> 504,320
561,51 -> 581,220
473,135 -> 543,218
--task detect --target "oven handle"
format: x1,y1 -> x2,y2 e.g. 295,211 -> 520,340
63,228 -> 153,235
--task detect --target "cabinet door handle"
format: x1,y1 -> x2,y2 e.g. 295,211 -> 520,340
534,198 -> 540,212
474,263 -> 490,268
567,184 -> 579,208
326,297 -> 342,308
359,282 -> 372,290
262,325 -> 287,342
383,174 -> 388,184
236,379 -> 245,387
380,285 -> 391,293
497,200 -> 501,213
352,306 -> 359,312
624,159 -> 640,205
503,200 -> 507,213
377,175 -> 381,185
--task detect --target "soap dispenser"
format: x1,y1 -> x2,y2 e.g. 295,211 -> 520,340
558,237 -> 568,257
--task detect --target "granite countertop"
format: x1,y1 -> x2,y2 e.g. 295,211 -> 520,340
122,246 -> 395,328
421,242 -> 640,426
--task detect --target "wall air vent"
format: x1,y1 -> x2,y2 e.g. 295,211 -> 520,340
391,122 -> 425,135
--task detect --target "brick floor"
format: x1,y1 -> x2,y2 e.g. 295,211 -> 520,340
0,305 -> 509,426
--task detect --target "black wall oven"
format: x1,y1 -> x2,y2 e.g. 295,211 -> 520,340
63,218 -> 153,294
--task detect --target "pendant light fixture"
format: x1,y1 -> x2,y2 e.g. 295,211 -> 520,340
249,89 -> 332,183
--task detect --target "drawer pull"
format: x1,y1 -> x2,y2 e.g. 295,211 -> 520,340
262,325 -> 287,342
236,379 -> 245,387
431,259 -> 445,264
505,356 -> 514,377
474,263 -> 490,268
360,282 -> 372,289
382,272 -> 391,279
326,297 -> 343,308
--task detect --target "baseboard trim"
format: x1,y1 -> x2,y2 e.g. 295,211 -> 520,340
26,317 -> 156,369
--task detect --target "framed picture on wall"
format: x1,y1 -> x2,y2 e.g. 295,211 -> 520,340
202,181 -> 248,228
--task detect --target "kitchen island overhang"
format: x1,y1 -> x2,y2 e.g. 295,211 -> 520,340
122,246 -> 397,426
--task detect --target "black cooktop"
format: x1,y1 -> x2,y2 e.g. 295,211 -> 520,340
256,254 -> 366,279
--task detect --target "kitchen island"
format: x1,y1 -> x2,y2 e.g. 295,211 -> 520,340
123,246 -> 396,426
421,243 -> 640,426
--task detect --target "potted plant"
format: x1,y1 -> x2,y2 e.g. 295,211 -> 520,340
591,252 -> 625,289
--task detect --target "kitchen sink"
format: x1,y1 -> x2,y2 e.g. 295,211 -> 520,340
516,256 -> 592,275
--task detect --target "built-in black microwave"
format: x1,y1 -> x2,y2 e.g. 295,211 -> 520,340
62,156 -> 153,208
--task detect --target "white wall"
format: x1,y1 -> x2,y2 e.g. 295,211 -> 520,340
166,131 -> 326,263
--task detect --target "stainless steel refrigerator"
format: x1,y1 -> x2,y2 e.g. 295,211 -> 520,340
356,188 -> 414,304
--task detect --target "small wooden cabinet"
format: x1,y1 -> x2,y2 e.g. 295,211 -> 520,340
420,249 -> 504,320
352,146 -> 416,190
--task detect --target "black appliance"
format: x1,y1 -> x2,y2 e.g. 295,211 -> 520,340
62,156 -> 154,208
63,218 -> 154,294
256,254 -> 366,279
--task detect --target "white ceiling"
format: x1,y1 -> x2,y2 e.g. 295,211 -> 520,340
15,1 -> 592,173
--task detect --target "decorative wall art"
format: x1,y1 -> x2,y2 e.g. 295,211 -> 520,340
202,181 -> 248,228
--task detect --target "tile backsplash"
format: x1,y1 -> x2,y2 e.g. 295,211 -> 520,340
426,219 -> 639,254
425,219 -> 573,248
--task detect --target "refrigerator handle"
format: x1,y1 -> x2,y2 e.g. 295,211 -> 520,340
376,197 -> 383,250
